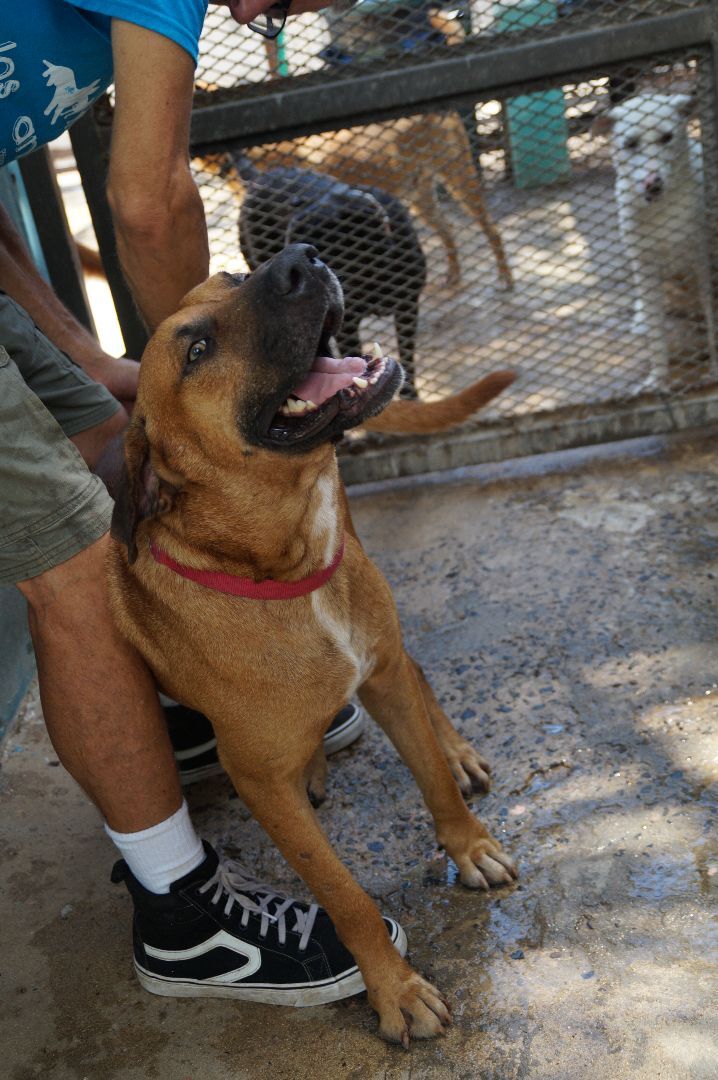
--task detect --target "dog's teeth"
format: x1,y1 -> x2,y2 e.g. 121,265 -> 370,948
352,376 -> 369,389
305,400 -> 318,412
372,341 -> 382,359
368,375 -> 379,384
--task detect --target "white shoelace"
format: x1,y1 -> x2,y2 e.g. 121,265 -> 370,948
197,858 -> 320,952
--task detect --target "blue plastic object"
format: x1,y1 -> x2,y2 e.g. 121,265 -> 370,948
494,0 -> 571,188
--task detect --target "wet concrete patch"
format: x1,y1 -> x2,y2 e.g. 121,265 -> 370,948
2,433 -> 717,1078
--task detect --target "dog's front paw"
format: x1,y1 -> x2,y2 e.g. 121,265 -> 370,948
370,968 -> 452,1048
444,828 -> 518,890
440,731 -> 491,798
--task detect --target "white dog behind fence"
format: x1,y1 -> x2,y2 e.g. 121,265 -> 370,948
597,92 -> 717,390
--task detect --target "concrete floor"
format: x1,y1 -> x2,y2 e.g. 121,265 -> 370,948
1,431 -> 717,1079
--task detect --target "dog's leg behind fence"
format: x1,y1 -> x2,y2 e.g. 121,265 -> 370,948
413,180 -> 461,288
395,304 -> 419,399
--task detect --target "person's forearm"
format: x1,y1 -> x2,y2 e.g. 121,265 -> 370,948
0,202 -> 108,369
108,176 -> 210,331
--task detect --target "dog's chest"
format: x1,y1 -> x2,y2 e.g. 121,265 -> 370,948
305,475 -> 372,696
309,590 -> 371,697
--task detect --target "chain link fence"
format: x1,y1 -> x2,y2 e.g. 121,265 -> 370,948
194,0 -> 707,92
74,1 -> 718,481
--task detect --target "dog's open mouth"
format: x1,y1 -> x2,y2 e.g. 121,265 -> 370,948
265,342 -> 400,446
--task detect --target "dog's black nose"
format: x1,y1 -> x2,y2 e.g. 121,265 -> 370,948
269,244 -> 321,296
644,173 -> 663,200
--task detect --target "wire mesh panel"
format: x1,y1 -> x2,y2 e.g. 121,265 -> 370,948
192,47 -> 718,452
195,0 -> 707,95
71,2 -> 717,480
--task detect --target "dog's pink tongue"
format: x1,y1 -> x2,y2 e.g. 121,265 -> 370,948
292,356 -> 365,405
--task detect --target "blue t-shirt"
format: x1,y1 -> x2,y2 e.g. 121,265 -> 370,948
0,0 -> 208,167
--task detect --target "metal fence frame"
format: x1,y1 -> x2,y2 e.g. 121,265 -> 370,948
34,2 -> 718,482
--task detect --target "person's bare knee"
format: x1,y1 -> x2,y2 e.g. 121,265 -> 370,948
71,407 -> 128,470
18,532 -> 183,830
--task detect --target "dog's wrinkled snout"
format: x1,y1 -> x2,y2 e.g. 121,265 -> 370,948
643,172 -> 663,201
268,243 -> 322,297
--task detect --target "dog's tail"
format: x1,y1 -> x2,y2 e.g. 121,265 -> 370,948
363,370 -> 516,434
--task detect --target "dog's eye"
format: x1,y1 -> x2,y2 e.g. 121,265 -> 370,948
624,136 -> 640,152
658,131 -> 673,145
187,339 -> 207,363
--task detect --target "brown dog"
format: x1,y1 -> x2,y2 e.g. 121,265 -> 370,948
107,245 -> 517,1045
202,109 -> 513,291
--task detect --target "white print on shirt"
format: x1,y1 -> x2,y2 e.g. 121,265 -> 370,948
0,41 -> 20,100
13,114 -> 37,156
42,60 -> 100,125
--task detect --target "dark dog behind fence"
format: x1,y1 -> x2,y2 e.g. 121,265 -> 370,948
234,157 -> 427,395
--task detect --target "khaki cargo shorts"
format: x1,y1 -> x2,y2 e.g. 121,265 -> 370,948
0,293 -> 120,585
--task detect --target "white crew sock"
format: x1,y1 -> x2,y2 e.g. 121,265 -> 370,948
106,800 -> 205,894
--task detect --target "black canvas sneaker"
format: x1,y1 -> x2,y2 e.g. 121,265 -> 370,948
167,703 -> 364,786
112,842 -> 406,1006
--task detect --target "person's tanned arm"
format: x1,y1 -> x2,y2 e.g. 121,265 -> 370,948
107,21 -> 209,331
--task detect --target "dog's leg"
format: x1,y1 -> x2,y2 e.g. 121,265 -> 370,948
359,651 -> 517,889
437,115 -> 513,291
339,500 -> 490,798
394,303 -> 419,399
409,657 -> 491,798
304,744 -> 328,807
220,751 -> 452,1045
630,254 -> 669,390
440,169 -> 513,292
413,180 -> 461,288
620,211 -> 669,389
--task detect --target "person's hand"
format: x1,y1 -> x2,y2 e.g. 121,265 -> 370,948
84,353 -> 140,412
214,0 -> 332,26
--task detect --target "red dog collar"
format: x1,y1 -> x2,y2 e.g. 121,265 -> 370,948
149,538 -> 345,600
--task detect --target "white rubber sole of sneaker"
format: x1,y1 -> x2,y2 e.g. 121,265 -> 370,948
179,706 -> 365,786
178,758 -> 225,785
134,919 -> 407,1007
321,704 -> 364,756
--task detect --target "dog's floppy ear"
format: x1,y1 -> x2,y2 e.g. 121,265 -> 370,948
110,417 -> 178,565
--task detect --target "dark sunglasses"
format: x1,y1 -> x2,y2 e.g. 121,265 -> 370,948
247,0 -> 292,39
